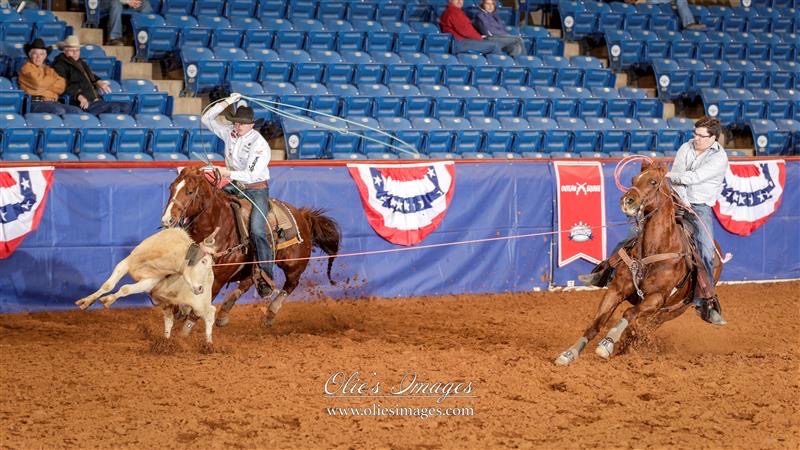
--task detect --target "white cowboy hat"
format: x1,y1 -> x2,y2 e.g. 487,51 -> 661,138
57,35 -> 82,49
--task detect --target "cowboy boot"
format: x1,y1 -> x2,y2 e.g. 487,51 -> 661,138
695,296 -> 727,326
255,268 -> 276,298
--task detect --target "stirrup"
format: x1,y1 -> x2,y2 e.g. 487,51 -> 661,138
255,269 -> 275,297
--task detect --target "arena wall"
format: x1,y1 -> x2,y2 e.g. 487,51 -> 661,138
1,160 -> 798,313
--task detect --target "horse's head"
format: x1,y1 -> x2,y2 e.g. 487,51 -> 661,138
161,166 -> 214,228
180,227 -> 219,295
620,160 -> 670,217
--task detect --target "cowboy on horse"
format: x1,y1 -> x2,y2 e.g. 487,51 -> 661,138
579,116 -> 729,326
200,92 -> 276,299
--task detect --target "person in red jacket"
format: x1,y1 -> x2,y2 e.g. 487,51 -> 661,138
439,0 -> 504,55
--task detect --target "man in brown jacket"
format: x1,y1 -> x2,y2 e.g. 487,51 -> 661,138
18,38 -> 83,115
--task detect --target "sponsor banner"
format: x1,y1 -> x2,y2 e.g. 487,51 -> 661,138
715,160 -> 786,236
347,161 -> 456,246
1,167 -> 55,258
554,161 -> 606,266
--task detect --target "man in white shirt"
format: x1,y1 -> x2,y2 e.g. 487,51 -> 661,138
666,116 -> 728,325
202,92 -> 274,297
580,116 -> 728,326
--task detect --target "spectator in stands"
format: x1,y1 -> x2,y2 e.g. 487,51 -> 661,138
473,0 -> 525,56
439,0 -> 504,55
52,35 -> 132,115
201,93 -> 275,298
104,0 -> 153,46
18,38 -> 83,115
638,0 -> 705,30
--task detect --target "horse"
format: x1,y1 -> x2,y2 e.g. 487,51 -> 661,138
160,165 -> 341,328
555,160 -> 722,366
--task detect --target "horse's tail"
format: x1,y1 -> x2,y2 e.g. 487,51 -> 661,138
302,208 -> 341,285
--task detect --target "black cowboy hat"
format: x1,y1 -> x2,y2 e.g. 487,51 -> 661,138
24,38 -> 51,56
229,106 -> 255,124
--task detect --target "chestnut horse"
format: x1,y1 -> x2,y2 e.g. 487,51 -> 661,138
160,166 -> 341,327
555,160 -> 721,366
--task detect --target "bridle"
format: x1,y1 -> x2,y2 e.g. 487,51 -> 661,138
625,170 -> 669,230
167,177 -> 208,230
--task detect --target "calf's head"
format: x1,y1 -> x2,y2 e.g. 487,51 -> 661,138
180,228 -> 219,295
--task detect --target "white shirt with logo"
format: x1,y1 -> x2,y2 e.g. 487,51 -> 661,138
201,101 -> 271,185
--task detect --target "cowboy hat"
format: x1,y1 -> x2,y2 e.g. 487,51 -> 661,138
24,38 -> 51,55
56,35 -> 82,49
228,106 -> 255,124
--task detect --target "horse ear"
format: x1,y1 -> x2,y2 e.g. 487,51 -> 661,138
640,159 -> 652,171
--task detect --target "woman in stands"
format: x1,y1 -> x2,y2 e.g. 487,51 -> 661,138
51,35 -> 131,115
18,38 -> 83,115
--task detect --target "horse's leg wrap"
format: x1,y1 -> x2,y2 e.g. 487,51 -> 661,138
162,306 -> 175,339
554,337 -> 588,366
596,318 -> 629,359
216,288 -> 244,327
264,290 -> 288,328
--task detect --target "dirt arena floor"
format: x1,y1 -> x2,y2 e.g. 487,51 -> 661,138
1,281 -> 798,449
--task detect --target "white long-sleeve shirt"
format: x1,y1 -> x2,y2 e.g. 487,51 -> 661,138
201,101 -> 271,185
668,140 -> 729,206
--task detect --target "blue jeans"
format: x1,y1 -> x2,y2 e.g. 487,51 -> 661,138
647,0 -> 696,28
246,188 -> 274,279
486,35 -> 525,56
87,99 -> 132,115
453,38 -> 503,55
30,100 -> 83,115
686,204 -> 715,292
104,0 -> 153,40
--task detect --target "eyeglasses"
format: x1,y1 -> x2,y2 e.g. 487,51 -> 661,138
693,132 -> 713,139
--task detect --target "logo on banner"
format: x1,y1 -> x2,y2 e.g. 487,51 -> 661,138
1,167 -> 55,259
348,162 -> 456,246
714,160 -> 786,236
554,162 -> 606,266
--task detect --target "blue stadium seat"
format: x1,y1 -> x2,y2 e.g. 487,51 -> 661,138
63,113 -> 112,157
327,83 -> 359,97
340,50 -> 373,64
120,79 -> 171,115
349,4 -> 378,21
750,118 -> 789,155
0,77 -> 24,114
166,15 -> 211,49
341,94 -> 373,117
262,81 -> 297,96
282,117 -> 330,159
172,114 -> 220,156
25,113 -> 76,156
323,19 -> 353,33
323,63 -> 356,84
194,0 -> 224,17
584,116 -> 622,153
99,113 -> 148,156
136,114 -> 185,159
287,0 -> 318,20
422,33 -> 452,54
400,51 -> 431,65
373,96 -> 404,118
180,46 -> 225,94
395,32 -> 425,53
336,31 -> 366,52
131,14 -> 178,61
1,113 -> 37,158
318,2 -> 348,20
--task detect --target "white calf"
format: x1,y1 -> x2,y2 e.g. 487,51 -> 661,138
75,227 -> 219,343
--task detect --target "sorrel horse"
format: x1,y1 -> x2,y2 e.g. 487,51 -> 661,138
160,166 -> 341,328
555,160 -> 722,366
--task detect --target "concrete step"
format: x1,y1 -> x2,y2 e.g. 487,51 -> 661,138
663,102 -> 676,120
53,11 -> 84,31
614,72 -> 628,89
153,80 -> 185,98
563,41 -> 580,58
102,45 -> 134,62
172,97 -> 203,115
122,62 -> 157,79
78,27 -> 103,46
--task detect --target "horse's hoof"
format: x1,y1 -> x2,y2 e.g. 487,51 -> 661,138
595,337 -> 614,359
181,320 -> 196,336
215,314 -> 230,327
75,298 -> 93,310
99,296 -> 114,308
554,350 -> 577,366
